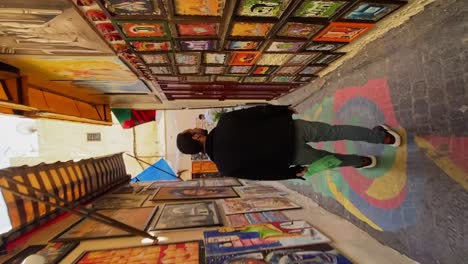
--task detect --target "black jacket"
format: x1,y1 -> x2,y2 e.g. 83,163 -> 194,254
205,105 -> 302,181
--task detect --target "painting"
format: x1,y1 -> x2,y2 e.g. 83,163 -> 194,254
203,221 -> 330,256
230,22 -> 274,37
229,66 -> 252,74
236,0 -> 292,18
271,76 -> 296,82
221,196 -> 301,215
178,65 -> 199,74
266,41 -> 305,52
140,54 -> 169,64
275,65 -> 302,75
299,65 -> 327,75
175,53 -> 200,65
103,0 -> 162,16
293,0 -> 350,19
55,207 -> 157,241
252,65 -> 278,75
131,40 -> 172,51
243,76 -> 268,82
173,0 -> 226,16
286,53 -> 320,65
147,180 -> 199,189
4,243 -> 79,264
112,184 -> 144,194
177,23 -> 219,36
199,177 -> 243,187
340,0 -> 406,22
296,76 -> 316,82
229,51 -> 261,66
150,66 -> 172,74
226,40 -> 261,50
227,210 -> 290,226
313,22 -> 374,42
180,40 -> 216,51
306,41 -> 346,51
312,52 -> 345,64
118,21 -> 169,38
92,194 -> 148,209
152,202 -> 222,230
186,76 -> 210,82
256,53 -> 293,65
205,66 -> 225,74
152,186 -> 238,201
277,22 -> 324,38
234,185 -> 288,197
204,53 -> 228,64
216,76 -> 241,82
156,76 -> 180,81
72,241 -> 203,264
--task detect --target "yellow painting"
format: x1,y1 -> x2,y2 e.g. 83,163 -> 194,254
230,22 -> 274,37
174,0 -> 225,16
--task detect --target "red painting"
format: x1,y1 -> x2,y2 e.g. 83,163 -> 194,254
229,51 -> 261,66
313,22 -> 374,43
122,22 -> 167,38
177,23 -> 218,36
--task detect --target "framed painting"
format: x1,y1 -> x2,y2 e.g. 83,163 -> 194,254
147,180 -> 199,190
130,40 -> 172,51
228,66 -> 252,74
306,41 -> 346,51
186,76 -> 211,82
286,53 -> 320,65
117,21 -> 169,39
152,201 -> 222,230
230,22 -> 274,37
155,76 -> 181,82
180,39 -> 216,51
299,64 -> 327,75
227,210 -> 290,226
84,9 -> 107,22
139,53 -> 170,64
234,185 -> 288,197
252,65 -> 278,75
229,51 -> 261,66
293,0 -> 351,19
72,241 -> 204,264
55,207 -> 157,241
266,40 -> 306,52
256,53 -> 293,65
270,76 -> 296,82
277,22 -> 324,38
103,0 -> 164,17
221,196 -> 301,215
150,66 -> 172,75
339,0 -> 407,23
172,0 -> 226,17
296,75 -> 317,82
178,65 -> 199,74
199,177 -> 243,187
243,76 -> 268,82
4,243 -> 79,264
216,76 -> 242,82
204,53 -> 228,64
205,66 -> 225,74
92,194 -> 148,209
151,186 -> 238,201
225,40 -> 262,50
112,184 -> 144,194
203,221 -> 330,256
313,22 -> 374,42
275,65 -> 302,75
176,23 -> 219,37
235,0 -> 292,18
312,52 -> 346,64
174,52 -> 200,65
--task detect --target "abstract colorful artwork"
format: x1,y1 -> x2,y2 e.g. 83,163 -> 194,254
234,185 -> 287,197
152,187 -> 238,200
227,210 -> 290,226
152,202 -> 222,230
277,22 -> 323,38
237,0 -> 292,17
175,53 -> 200,65
4,243 -> 79,264
173,0 -> 225,16
256,53 -> 293,65
104,0 -> 161,16
294,0 -> 349,18
180,40 -> 216,50
221,196 -> 301,215
140,54 -> 169,64
131,40 -> 172,51
176,23 -> 218,36
204,53 -> 228,64
252,65 -> 278,75
178,65 -> 199,74
341,1 -> 404,22
313,22 -> 374,42
226,40 -> 261,50
205,66 -> 225,74
229,51 -> 261,66
119,21 -> 169,38
230,22 -> 274,37
266,41 -> 305,52
243,76 -> 268,82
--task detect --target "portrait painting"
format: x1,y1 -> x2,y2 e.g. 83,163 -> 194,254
180,40 -> 216,50
230,22 -> 274,37
229,66 -> 252,74
73,242 -> 203,264
293,0 -> 349,18
252,65 -> 278,75
277,22 -> 324,38
256,53 -> 293,65
186,76 -> 211,82
104,0 -> 161,16
204,53 -> 228,64
306,41 -> 345,51
312,52 -> 345,64
299,65 -> 326,75
275,66 -> 302,75
92,194 -> 148,209
199,177 -> 242,187
140,54 -> 169,64
243,76 -> 268,82
227,211 -> 289,226
4,243 -> 79,264
226,40 -> 261,50
173,0 -> 225,16
271,76 -> 296,82
313,22 -> 374,42
131,40 -> 172,51
229,51 -> 261,66
151,186 -> 238,200
177,23 -> 218,36
55,207 -> 157,241
341,1 -> 405,22
150,66 -> 172,74
266,41 -> 305,52
216,76 -> 241,82
236,0 -> 292,18
204,221 -> 330,256
286,53 -> 320,65
234,185 -> 288,197
119,21 -> 169,38
175,53 -> 200,65
220,196 -> 301,215
152,202 -> 222,230
205,66 -> 225,74
178,65 -> 199,74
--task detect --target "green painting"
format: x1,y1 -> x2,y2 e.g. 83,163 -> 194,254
294,0 -> 347,18
237,0 -> 292,18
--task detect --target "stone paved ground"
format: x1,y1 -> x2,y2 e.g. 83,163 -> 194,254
279,0 -> 468,263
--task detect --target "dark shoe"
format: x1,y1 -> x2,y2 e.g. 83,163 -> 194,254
374,125 -> 401,147
355,156 -> 377,169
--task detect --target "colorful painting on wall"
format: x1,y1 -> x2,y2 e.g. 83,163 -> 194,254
266,41 -> 305,52
277,22 -> 324,38
4,243 -> 79,264
104,0 -> 161,16
293,0 -> 349,18
119,21 -> 169,38
205,66 -> 225,74
177,23 -> 218,36
221,196 -> 301,215
204,53 -> 228,64
306,41 -> 346,51
271,76 -> 296,82
226,40 -> 261,50
252,65 -> 278,75
227,210 -> 290,226
234,185 -> 288,197
173,0 -> 225,16
55,207 -> 156,241
152,187 -> 238,201
341,1 -> 405,22
229,51 -> 261,65
92,194 -> 148,209
152,202 -> 222,230
73,242 -> 203,264
178,65 -> 199,74
175,53 -> 200,65
229,66 -> 252,74
286,53 -> 320,65
140,54 -> 169,64
299,65 -> 327,75
216,76 -> 241,82
131,40 -> 172,51
243,76 -> 268,82
230,22 -> 274,37
313,22 -> 374,42
256,53 -> 293,65
204,221 -> 330,256
236,0 -> 292,18
180,40 -> 216,50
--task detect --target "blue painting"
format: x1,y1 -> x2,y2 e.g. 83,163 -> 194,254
343,2 -> 400,21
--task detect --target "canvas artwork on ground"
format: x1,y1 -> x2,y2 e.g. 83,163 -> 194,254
227,210 -> 290,226
92,194 -> 148,209
221,196 -> 301,215
4,243 -> 79,264
152,186 -> 238,200
234,185 -> 287,197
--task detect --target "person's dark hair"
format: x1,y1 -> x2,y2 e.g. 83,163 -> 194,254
198,114 -> 205,119
177,132 -> 203,154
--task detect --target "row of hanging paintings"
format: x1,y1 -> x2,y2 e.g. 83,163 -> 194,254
3,178 -> 354,263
